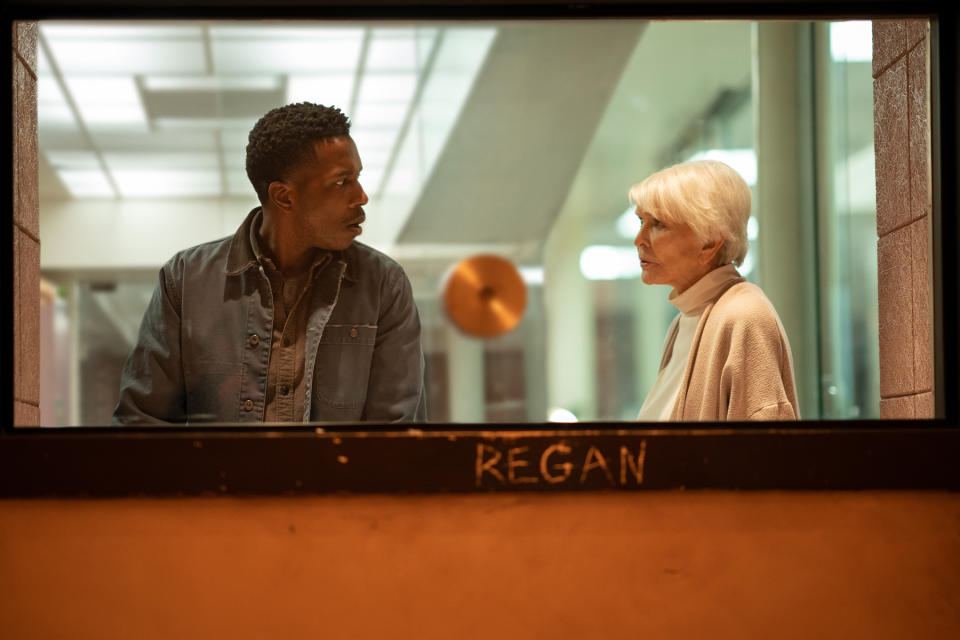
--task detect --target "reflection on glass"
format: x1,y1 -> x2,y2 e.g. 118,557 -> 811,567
36,19 -> 883,425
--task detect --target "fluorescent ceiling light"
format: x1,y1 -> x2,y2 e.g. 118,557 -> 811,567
65,77 -> 140,105
92,130 -> 218,151
366,35 -> 423,72
579,245 -> 642,281
103,152 -> 220,170
432,28 -> 499,72
64,76 -> 147,129
113,170 -> 221,198
38,104 -> 76,127
46,39 -> 206,74
356,73 -> 418,104
38,73 -> 74,127
45,150 -> 102,169
208,25 -> 364,41
58,169 -> 114,198
213,39 -> 362,73
41,23 -> 204,39
142,76 -> 282,91
830,21 -> 872,62
153,117 -> 258,131
686,148 -> 757,186
286,75 -> 354,108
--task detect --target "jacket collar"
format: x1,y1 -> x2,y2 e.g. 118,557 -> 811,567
224,206 -> 357,282
225,207 -> 263,275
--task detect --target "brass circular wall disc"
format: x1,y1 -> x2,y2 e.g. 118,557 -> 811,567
442,254 -> 528,338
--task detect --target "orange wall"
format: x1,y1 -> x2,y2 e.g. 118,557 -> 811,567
2,492 -> 959,639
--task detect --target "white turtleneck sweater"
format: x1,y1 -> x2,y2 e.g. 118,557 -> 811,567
637,264 -> 743,421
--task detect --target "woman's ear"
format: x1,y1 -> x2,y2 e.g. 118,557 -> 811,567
699,237 -> 725,265
267,180 -> 295,212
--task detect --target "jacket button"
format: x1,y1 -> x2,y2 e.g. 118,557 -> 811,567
349,327 -> 359,338
249,334 -> 260,346
243,399 -> 254,411
280,384 -> 290,396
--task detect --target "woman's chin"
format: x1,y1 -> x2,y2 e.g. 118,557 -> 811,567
639,270 -> 660,286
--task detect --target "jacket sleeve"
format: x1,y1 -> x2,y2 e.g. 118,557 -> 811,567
112,264 -> 187,425
362,265 -> 427,422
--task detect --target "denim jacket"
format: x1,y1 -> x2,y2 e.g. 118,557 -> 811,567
113,208 -> 427,425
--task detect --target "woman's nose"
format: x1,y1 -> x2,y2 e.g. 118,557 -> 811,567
634,227 -> 647,248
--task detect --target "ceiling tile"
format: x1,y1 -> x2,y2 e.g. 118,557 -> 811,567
366,35 -> 420,72
64,76 -> 147,130
286,74 -> 355,109
103,152 -> 220,170
57,169 -> 114,197
213,39 -> 362,73
355,73 -> 417,104
46,38 -> 207,74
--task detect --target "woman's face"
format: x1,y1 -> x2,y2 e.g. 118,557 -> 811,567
633,209 -> 717,293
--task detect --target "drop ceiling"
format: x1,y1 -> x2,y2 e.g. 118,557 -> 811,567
37,21 -> 496,209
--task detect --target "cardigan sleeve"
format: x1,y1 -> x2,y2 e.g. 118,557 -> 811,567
713,289 -> 799,421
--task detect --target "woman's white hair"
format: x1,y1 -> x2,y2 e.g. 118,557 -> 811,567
628,159 -> 752,266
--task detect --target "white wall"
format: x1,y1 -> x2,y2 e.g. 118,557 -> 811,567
40,197 -> 259,270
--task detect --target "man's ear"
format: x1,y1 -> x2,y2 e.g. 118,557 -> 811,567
267,180 -> 295,212
699,237 -> 725,264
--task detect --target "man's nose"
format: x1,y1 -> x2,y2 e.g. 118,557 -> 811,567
356,183 -> 369,206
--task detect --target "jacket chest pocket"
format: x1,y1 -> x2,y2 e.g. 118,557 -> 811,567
312,324 -> 377,409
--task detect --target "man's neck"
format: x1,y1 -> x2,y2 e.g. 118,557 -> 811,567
257,208 -> 314,277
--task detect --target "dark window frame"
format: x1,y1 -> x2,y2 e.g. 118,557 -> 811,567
3,0 -> 958,496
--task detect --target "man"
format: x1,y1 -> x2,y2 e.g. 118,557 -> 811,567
114,103 -> 426,424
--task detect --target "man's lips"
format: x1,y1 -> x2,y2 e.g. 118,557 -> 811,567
347,212 -> 366,228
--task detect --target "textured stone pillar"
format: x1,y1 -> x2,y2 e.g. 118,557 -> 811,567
873,20 -> 935,419
12,22 -> 40,427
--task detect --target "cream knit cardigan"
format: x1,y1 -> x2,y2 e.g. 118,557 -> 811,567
661,277 -> 800,421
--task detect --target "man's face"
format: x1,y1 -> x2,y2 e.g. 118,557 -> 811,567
283,136 -> 368,252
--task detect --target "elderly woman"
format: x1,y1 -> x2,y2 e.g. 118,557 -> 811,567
633,159 -> 799,421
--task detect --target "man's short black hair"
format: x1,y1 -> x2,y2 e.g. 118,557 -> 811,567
246,102 -> 351,203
